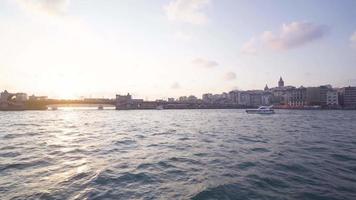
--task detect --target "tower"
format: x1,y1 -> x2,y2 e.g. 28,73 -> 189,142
264,84 -> 269,91
278,77 -> 284,87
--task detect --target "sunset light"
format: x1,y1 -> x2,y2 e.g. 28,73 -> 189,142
1,1 -> 356,199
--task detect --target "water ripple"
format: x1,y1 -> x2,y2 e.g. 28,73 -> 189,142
0,109 -> 356,199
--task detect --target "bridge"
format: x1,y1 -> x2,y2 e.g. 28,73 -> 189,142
26,99 -> 116,110
1,90 -> 251,111
0,90 -> 116,110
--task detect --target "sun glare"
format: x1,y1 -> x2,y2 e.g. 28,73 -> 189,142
51,80 -> 81,100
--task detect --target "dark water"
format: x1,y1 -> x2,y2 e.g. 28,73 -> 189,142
1,109 -> 356,200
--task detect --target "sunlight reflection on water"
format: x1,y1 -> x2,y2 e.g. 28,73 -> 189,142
1,109 -> 356,199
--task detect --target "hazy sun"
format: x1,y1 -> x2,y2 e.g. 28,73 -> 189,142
50,79 -> 81,99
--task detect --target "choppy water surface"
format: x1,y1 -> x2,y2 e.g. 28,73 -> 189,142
1,109 -> 356,200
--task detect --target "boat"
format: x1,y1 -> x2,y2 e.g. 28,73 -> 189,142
246,106 -> 275,114
98,105 -> 104,110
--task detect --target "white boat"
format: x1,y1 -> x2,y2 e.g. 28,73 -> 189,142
246,106 -> 275,114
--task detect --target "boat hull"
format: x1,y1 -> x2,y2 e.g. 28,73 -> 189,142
246,109 -> 275,114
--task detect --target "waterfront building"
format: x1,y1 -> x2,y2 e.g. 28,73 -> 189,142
237,90 -> 268,107
326,90 -> 339,106
116,93 -> 132,103
338,88 -> 345,107
266,77 -> 296,105
320,85 -> 332,106
202,93 -> 213,103
187,95 -> 198,103
216,92 -> 231,104
212,94 -> 222,103
250,92 -> 262,106
306,87 -> 321,105
116,93 -> 149,109
116,93 -> 133,109
228,90 -> 239,104
221,92 -> 229,99
270,86 -> 295,97
287,87 -> 307,107
250,93 -> 262,106
237,92 -> 250,106
306,85 -> 331,106
168,98 -> 175,102
261,92 -> 273,106
343,86 -> 356,108
178,96 -> 188,102
202,93 -> 231,104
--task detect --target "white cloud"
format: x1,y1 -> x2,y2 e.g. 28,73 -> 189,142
16,0 -> 70,15
261,21 -> 328,50
350,31 -> 356,48
241,21 -> 328,53
192,58 -> 218,68
224,72 -> 236,81
241,37 -> 257,54
164,0 -> 211,25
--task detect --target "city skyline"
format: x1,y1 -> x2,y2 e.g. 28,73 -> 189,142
0,76 -> 352,101
3,75 -> 356,111
1,0 -> 356,99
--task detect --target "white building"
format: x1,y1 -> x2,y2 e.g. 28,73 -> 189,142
326,90 -> 338,106
261,93 -> 273,106
238,92 -> 251,106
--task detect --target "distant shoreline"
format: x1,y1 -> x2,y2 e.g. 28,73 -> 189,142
1,107 -> 356,111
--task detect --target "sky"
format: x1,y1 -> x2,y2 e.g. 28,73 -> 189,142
0,0 -> 355,99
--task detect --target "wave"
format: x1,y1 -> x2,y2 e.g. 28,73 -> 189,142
0,159 -> 52,172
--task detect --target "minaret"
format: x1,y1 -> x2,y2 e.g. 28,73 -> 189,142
278,77 -> 284,87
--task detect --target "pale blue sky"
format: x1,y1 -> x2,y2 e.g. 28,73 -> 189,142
0,0 -> 355,99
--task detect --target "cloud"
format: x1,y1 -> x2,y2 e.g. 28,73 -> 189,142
351,31 -> 356,48
171,82 -> 181,89
241,21 -> 329,53
164,0 -> 211,25
16,0 -> 70,15
192,58 -> 218,68
241,38 -> 258,54
224,72 -> 236,81
261,21 -> 329,50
